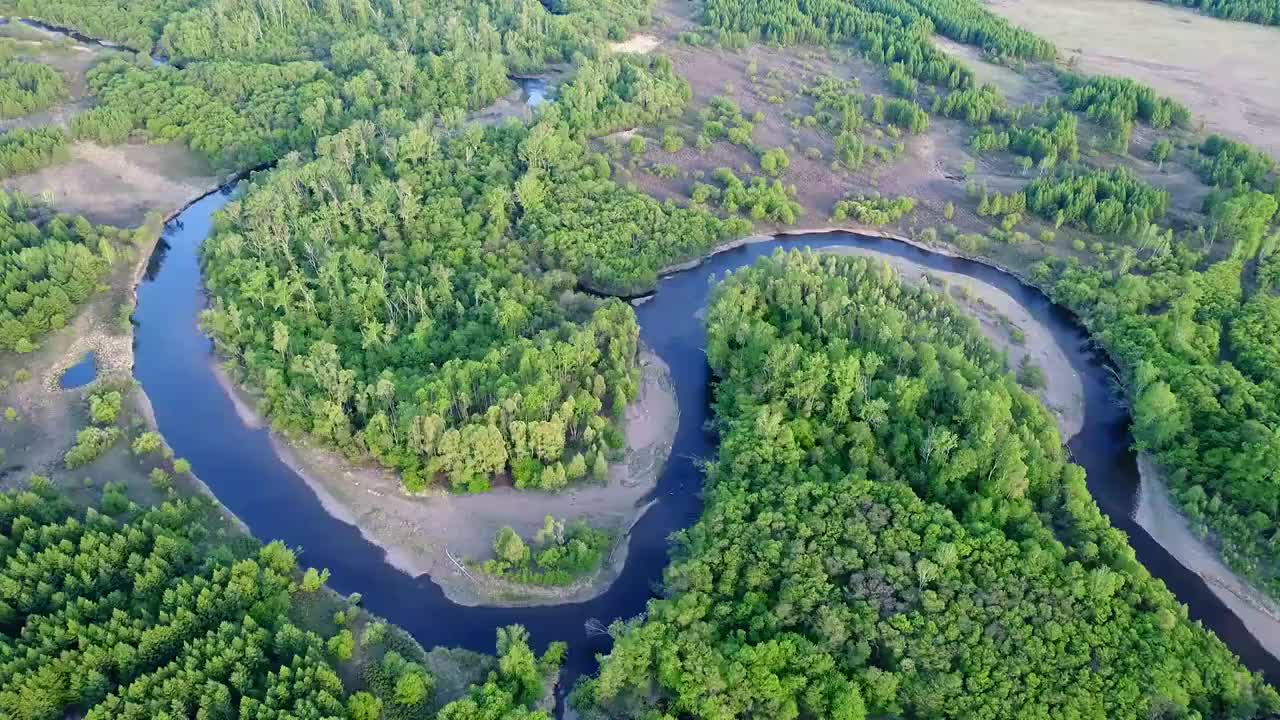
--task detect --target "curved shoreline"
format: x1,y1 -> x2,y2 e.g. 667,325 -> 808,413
198,219 -> 1275,651
1135,455 -> 1280,661
125,192 -> 1280,689
208,346 -> 679,608
744,225 -> 1280,664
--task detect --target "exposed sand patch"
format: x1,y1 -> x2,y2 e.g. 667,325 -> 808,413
1135,454 -> 1280,662
3,141 -> 218,226
985,0 -> 1280,158
219,348 -> 679,607
610,34 -> 661,54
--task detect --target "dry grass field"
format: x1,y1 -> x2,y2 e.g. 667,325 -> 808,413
985,0 -> 1280,158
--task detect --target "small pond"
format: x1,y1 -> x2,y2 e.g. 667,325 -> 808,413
59,352 -> 97,390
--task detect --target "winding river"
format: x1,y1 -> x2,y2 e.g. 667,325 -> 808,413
133,186 -> 1280,699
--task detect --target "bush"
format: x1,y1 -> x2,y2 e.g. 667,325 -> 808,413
65,427 -> 121,469
131,431 -> 165,457
832,194 -> 916,224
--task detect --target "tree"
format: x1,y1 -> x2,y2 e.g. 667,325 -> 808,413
760,147 -> 790,176
1151,138 -> 1173,169
494,527 -> 530,566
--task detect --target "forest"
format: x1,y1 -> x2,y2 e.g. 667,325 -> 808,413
4,0 -> 1280,713
575,251 -> 1279,719
13,0 -> 654,175
0,56 -> 66,119
200,55 -> 742,495
0,481 -> 563,720
0,193 -> 125,352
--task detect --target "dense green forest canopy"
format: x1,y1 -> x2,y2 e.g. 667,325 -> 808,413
200,55 -> 744,494
0,193 -> 126,352
0,482 -> 565,720
0,56 -> 66,119
575,252 -> 1279,720
13,0 -> 654,174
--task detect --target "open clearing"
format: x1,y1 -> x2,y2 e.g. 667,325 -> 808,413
0,18 -> 118,133
985,0 -> 1280,158
3,141 -> 218,226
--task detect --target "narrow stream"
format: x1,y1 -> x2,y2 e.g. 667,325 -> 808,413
132,187 -> 1280,694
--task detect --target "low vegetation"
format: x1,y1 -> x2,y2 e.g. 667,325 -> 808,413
481,516 -> 613,586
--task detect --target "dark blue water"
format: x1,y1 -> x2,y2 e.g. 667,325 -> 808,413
59,352 -> 97,389
132,186 -> 1280,698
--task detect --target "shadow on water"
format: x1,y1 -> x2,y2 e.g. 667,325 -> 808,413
132,191 -> 1280,704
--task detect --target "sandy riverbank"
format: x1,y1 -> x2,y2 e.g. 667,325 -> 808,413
823,244 -> 1084,441
665,225 -> 1084,440
215,347 -> 679,607
1135,455 -> 1280,662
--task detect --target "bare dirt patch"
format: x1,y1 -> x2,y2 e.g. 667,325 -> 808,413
3,141 -> 218,226
985,0 -> 1280,158
226,348 -> 679,607
610,34 -> 662,54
